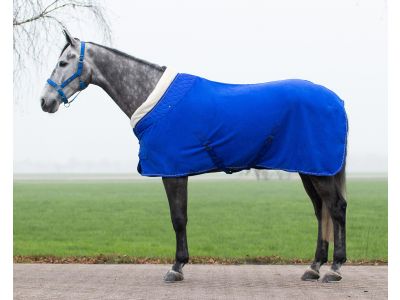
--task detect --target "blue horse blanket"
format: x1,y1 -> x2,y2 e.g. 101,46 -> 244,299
132,70 -> 347,177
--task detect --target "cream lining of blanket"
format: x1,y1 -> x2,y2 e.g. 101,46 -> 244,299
130,68 -> 178,128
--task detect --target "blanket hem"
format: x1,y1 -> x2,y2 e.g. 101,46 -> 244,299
137,161 -> 346,178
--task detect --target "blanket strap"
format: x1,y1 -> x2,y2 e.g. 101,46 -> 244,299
203,142 -> 234,174
249,135 -> 274,167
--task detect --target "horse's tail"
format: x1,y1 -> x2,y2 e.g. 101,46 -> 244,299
321,161 -> 346,242
335,161 -> 347,200
321,201 -> 334,242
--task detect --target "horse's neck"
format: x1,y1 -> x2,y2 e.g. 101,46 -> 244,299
88,43 -> 165,117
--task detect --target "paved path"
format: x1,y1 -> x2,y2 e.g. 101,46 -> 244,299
14,264 -> 387,299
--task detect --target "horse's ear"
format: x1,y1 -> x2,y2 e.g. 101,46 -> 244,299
63,28 -> 78,48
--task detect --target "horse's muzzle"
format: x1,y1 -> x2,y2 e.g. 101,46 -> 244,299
41,98 -> 59,113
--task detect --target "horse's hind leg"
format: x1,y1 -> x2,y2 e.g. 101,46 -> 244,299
162,177 -> 189,282
309,168 -> 347,282
299,174 -> 330,281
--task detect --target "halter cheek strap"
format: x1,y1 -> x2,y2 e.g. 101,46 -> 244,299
47,41 -> 89,105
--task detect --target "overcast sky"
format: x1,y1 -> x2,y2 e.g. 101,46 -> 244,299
14,0 -> 387,174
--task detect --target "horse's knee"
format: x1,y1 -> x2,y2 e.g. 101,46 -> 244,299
172,216 -> 187,232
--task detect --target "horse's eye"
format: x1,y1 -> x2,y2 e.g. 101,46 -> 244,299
59,61 -> 68,67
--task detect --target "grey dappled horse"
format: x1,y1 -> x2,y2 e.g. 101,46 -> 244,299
40,30 -> 347,283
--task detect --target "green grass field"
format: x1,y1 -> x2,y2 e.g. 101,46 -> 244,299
13,178 -> 387,263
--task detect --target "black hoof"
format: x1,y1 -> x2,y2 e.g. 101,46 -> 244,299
301,268 -> 320,281
163,269 -> 184,282
321,270 -> 342,283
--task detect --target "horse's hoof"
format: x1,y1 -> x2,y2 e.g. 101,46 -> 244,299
301,268 -> 320,281
321,270 -> 342,283
163,269 -> 184,282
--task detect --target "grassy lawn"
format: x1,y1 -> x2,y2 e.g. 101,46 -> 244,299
13,178 -> 387,263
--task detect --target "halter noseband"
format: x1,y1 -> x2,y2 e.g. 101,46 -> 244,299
47,41 -> 88,106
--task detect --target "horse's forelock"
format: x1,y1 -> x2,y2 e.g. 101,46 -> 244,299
59,43 -> 70,57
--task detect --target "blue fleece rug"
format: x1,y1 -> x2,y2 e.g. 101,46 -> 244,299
133,73 -> 347,177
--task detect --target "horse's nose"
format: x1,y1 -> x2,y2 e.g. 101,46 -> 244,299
41,98 -> 45,108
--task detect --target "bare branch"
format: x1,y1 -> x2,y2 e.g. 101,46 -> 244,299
14,2 -> 94,26
13,0 -> 112,101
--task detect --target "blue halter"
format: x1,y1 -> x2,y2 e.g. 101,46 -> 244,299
47,41 -> 88,105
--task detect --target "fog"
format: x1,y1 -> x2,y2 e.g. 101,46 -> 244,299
14,0 -> 387,174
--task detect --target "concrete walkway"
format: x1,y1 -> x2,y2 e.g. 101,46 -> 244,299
14,264 -> 387,299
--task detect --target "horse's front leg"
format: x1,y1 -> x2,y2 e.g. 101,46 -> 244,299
162,176 -> 189,282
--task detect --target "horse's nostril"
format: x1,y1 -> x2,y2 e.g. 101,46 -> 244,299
41,98 -> 45,108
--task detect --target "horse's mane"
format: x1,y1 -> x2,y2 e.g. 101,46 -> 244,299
88,42 -> 166,71
59,40 -> 166,71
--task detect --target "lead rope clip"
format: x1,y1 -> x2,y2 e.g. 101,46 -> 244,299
63,89 -> 83,108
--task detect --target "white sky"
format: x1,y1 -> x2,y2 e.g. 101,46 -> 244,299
13,0 -> 387,173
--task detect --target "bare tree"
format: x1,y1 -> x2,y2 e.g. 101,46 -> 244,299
13,0 -> 111,98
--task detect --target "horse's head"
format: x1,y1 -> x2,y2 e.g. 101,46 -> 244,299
40,29 -> 92,113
